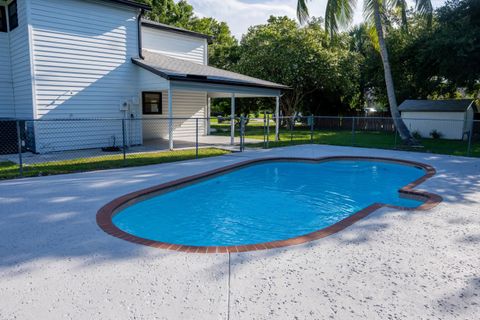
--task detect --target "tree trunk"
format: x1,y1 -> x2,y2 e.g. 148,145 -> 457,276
372,1 -> 417,145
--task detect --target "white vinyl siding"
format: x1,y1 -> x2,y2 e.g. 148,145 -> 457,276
137,66 -> 168,91
142,90 -> 206,140
9,0 -> 33,119
142,26 -> 207,64
28,0 -> 141,152
30,0 -> 139,118
0,32 -> 15,118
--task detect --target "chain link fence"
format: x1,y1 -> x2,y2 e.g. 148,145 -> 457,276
0,117 -> 237,179
1,116 -> 479,179
231,115 -> 479,157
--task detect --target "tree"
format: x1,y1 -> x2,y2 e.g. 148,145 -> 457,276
139,0 -> 195,27
297,0 -> 433,144
417,0 -> 480,94
233,16 -> 361,117
189,18 -> 239,69
359,2 -> 479,104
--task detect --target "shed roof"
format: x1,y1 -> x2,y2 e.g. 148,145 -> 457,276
132,50 -> 290,91
398,99 -> 476,112
141,20 -> 213,44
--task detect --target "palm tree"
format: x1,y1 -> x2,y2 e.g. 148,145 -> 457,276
297,0 -> 432,144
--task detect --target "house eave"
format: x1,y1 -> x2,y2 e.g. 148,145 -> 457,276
100,0 -> 151,10
132,58 -> 171,79
168,75 -> 290,91
141,20 -> 213,44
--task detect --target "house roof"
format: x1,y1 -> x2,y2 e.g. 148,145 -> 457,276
398,99 -> 476,112
132,50 -> 290,91
141,20 -> 213,44
99,0 -> 151,10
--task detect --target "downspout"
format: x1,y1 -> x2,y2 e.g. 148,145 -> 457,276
137,9 -> 144,59
135,9 -> 145,148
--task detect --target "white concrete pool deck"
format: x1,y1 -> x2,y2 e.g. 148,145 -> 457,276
0,145 -> 479,319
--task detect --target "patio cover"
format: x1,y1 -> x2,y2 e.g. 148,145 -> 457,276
133,50 -> 289,148
132,50 -> 289,97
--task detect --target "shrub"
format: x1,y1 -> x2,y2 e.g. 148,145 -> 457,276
430,129 -> 442,139
412,130 -> 422,139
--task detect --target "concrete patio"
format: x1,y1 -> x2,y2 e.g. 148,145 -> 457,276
0,145 -> 479,319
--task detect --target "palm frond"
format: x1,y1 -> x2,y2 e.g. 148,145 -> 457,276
396,0 -> 408,31
367,23 -> 380,52
415,0 -> 433,27
296,0 -> 310,24
325,0 -> 356,36
363,0 -> 376,24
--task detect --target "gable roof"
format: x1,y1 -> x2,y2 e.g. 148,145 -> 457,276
141,20 -> 213,44
398,99 -> 476,112
99,0 -> 151,10
132,50 -> 290,91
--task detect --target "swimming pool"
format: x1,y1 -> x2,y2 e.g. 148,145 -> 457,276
97,157 -> 440,252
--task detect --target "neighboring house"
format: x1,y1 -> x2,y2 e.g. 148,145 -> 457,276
0,0 -> 287,153
399,99 -> 477,140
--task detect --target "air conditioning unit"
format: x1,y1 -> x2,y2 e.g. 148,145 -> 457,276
0,119 -> 24,155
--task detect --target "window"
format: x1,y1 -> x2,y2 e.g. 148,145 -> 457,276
0,6 -> 6,32
8,0 -> 17,31
142,92 -> 162,114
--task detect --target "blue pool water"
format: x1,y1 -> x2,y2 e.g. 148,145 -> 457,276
113,160 -> 425,246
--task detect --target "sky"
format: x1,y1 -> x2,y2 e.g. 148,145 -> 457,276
187,0 -> 448,39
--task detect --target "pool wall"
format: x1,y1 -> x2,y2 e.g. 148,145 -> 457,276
96,156 -> 442,253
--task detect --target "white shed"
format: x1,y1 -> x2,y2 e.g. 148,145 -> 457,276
399,99 -> 477,140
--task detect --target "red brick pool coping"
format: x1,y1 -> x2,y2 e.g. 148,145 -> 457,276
96,156 -> 442,253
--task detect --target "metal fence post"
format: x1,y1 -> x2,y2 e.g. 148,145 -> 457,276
195,118 -> 199,159
310,115 -> 314,143
16,120 -> 23,177
239,115 -> 245,152
122,119 -> 126,165
352,116 -> 356,146
290,115 -> 294,142
263,111 -> 267,148
467,120 -> 474,157
394,127 -> 398,149
266,113 -> 270,148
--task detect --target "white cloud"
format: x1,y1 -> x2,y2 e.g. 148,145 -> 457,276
187,0 -> 447,39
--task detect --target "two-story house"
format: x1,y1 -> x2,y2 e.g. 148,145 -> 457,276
0,0 -> 287,153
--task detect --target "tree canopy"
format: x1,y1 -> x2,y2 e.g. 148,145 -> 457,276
354,0 -> 480,106
136,0 -> 479,115
234,16 -> 361,116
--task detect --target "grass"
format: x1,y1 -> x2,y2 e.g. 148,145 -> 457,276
0,148 -> 230,180
2,122 -> 477,180
210,117 -> 266,128
210,122 -> 480,157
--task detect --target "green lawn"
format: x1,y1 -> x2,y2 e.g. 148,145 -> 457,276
0,148 -> 230,180
211,122 -> 480,157
2,123 -> 477,180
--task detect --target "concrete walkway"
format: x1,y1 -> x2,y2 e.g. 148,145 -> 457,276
0,145 -> 479,319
